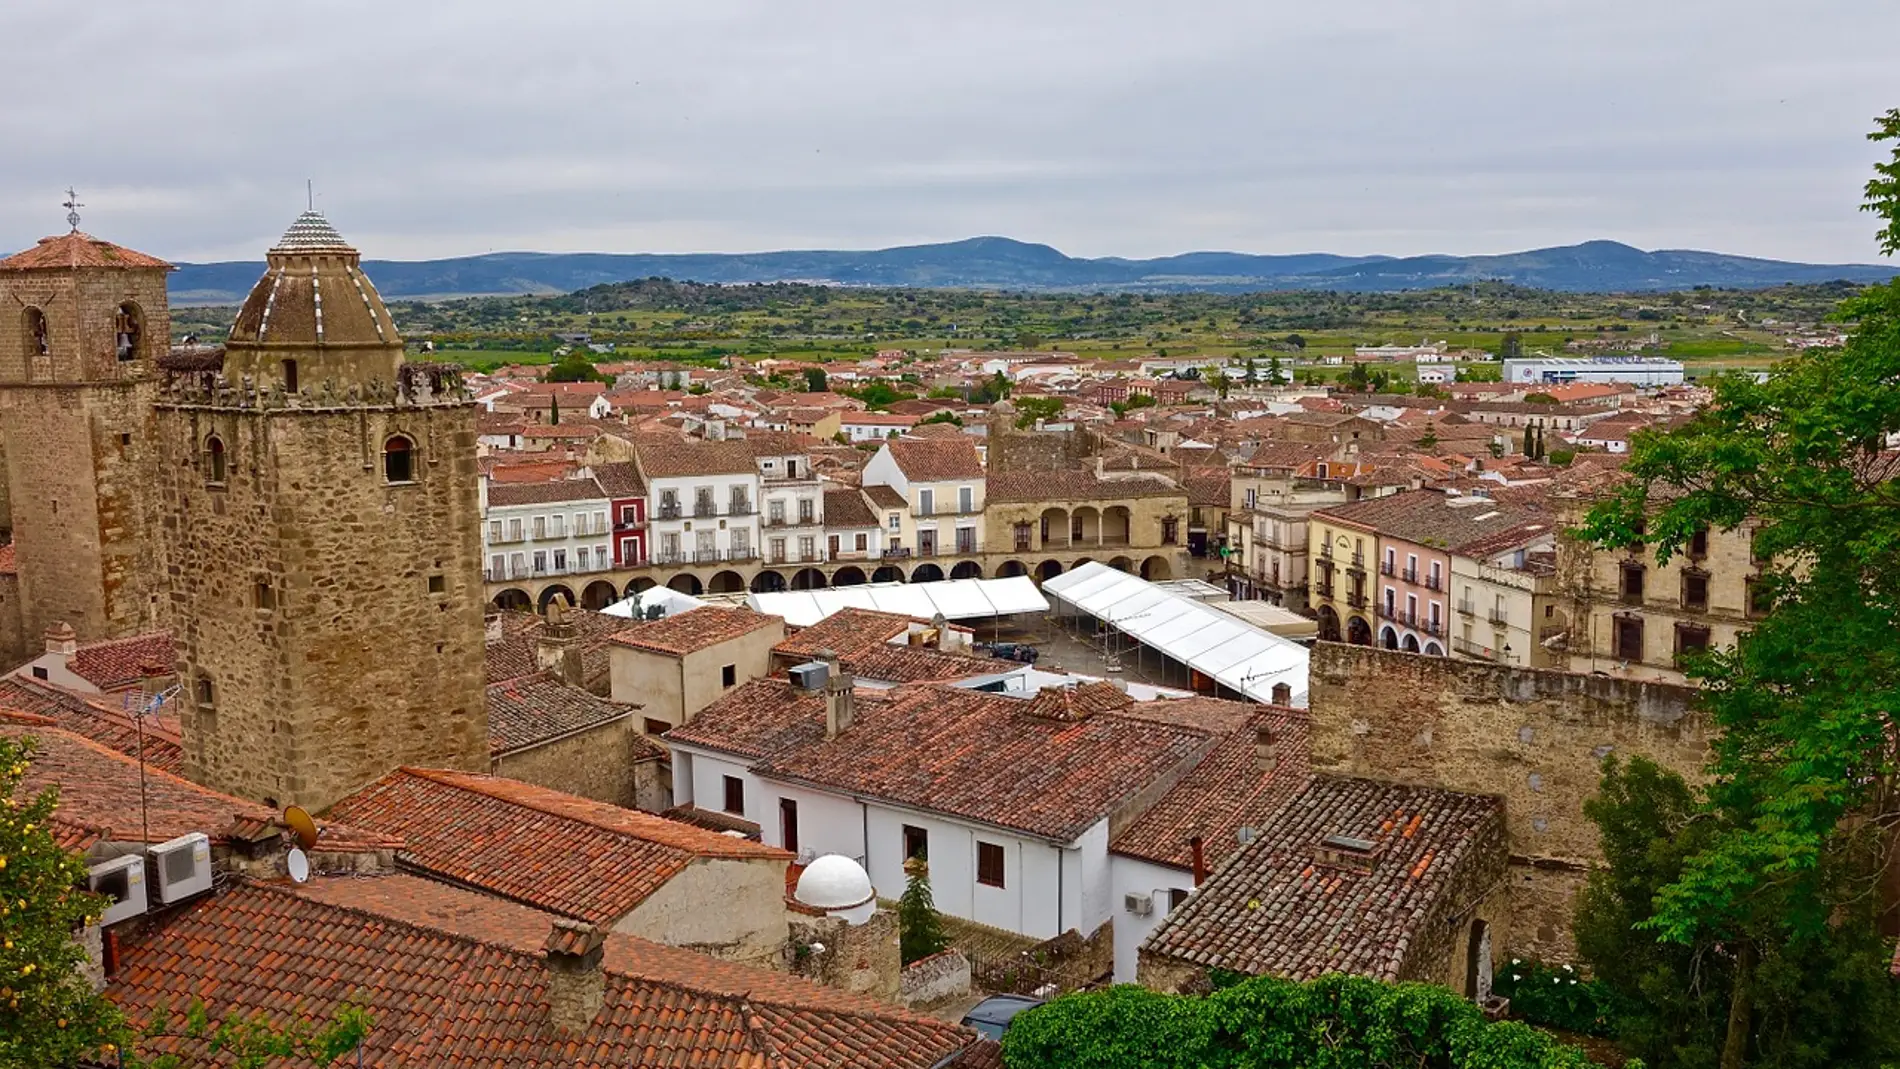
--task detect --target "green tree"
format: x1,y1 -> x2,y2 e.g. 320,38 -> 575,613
1267,353 -> 1284,384
1242,356 -> 1257,386
0,735 -> 372,1069
1014,396 -> 1065,428
1203,366 -> 1230,399
546,353 -> 602,383
916,411 -> 963,428
803,367 -> 828,393
1523,391 -> 1558,405
1282,333 -> 1306,349
896,857 -> 948,965
548,394 -> 560,425
1577,112 -> 1900,1069
1001,973 -> 1592,1069
1345,362 -> 1370,390
1499,330 -> 1524,359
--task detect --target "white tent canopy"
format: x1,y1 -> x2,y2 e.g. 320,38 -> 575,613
1041,562 -> 1309,706
746,575 -> 1048,628
601,585 -> 706,619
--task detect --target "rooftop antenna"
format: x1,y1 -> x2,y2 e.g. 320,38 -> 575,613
62,187 -> 83,232
306,178 -> 314,212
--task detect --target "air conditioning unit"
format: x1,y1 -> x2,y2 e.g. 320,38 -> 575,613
149,832 -> 213,904
1124,892 -> 1154,917
87,854 -> 148,925
788,661 -> 829,690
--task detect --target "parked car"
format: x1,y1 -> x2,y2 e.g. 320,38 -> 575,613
959,994 -> 1045,1040
976,641 -> 1039,663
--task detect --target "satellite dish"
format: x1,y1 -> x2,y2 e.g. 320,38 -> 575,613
286,847 -> 310,884
283,805 -> 319,850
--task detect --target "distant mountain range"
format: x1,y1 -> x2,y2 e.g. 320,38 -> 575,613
166,236 -> 1898,304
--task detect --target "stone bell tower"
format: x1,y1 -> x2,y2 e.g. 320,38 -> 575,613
0,204 -> 169,659
155,210 -> 488,810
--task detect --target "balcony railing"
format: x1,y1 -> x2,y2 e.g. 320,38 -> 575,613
615,519 -> 644,531
882,547 -> 912,559
693,502 -> 717,518
1314,584 -> 1335,600
1425,575 -> 1442,591
1487,610 -> 1508,627
1457,601 -> 1475,616
1401,568 -> 1419,584
1346,592 -> 1367,609
763,513 -> 820,528
1452,635 -> 1501,661
1379,561 -> 1395,577
657,504 -> 682,520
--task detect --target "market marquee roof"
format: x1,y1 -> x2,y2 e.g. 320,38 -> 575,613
1041,562 -> 1309,706
746,576 -> 1047,627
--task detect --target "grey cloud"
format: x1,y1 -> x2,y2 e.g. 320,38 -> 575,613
2,0 -> 1896,265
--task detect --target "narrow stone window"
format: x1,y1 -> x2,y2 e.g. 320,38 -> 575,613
114,303 -> 143,362
282,358 -> 299,393
23,307 -> 49,356
254,581 -> 275,610
195,676 -> 215,707
384,434 -> 415,483
206,435 -> 227,485
428,574 -> 446,594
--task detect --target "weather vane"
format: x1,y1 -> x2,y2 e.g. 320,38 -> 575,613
62,187 -> 83,232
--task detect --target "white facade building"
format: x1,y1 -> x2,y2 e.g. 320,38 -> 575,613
635,440 -> 764,567
862,439 -> 986,561
481,477 -> 615,583
1501,356 -> 1685,387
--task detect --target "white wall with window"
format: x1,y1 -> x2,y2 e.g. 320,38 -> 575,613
1107,854 -> 1196,983
645,471 -> 763,565
480,479 -> 615,581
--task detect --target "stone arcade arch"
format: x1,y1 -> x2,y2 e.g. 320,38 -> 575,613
995,560 -> 1028,579
1401,633 -> 1420,653
1036,560 -> 1064,582
491,588 -> 532,613
538,585 -> 576,612
1347,616 -> 1373,646
1108,556 -> 1135,573
708,570 -> 746,595
751,570 -> 788,593
911,563 -> 945,583
1317,605 -> 1341,642
832,566 -> 868,587
1423,640 -> 1444,657
792,568 -> 827,591
872,565 -> 906,584
668,574 -> 704,595
628,577 -> 657,595
950,561 -> 983,580
1039,507 -> 1070,548
1140,556 -> 1173,581
1102,506 -> 1132,545
580,580 -> 619,611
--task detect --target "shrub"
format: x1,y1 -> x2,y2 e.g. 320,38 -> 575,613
1002,973 -> 1592,1069
1492,959 -> 1617,1037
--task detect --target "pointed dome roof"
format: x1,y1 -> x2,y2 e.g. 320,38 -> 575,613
273,210 -> 352,253
225,211 -> 401,351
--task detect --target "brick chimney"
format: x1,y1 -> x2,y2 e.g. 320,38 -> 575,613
543,919 -> 606,1034
44,621 -> 77,659
1270,682 -> 1291,706
822,651 -> 855,739
1255,724 -> 1278,773
535,601 -> 583,685
930,613 -> 955,652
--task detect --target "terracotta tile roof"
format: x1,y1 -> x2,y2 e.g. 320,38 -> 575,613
885,437 -> 984,481
675,680 -> 1216,843
66,631 -> 174,691
1313,488 -> 1538,551
843,645 -> 996,684
486,476 -> 609,507
863,484 -> 907,510
486,675 -> 653,757
0,231 -> 171,271
484,608 -> 624,688
1111,705 -> 1311,871
328,768 -> 787,924
610,606 -> 779,656
3,719 -> 394,850
774,607 -> 916,660
985,470 -> 1183,504
1141,774 -> 1507,981
109,873 -> 981,1069
1183,467 -> 1230,507
822,487 -> 878,528
0,676 -> 184,775
634,436 -> 758,478
740,429 -> 821,456
663,803 -> 764,837
589,459 -> 647,498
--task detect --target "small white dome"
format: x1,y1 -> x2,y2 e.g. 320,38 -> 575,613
795,854 -> 876,916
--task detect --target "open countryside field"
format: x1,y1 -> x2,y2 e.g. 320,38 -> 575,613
169,278 -> 1855,378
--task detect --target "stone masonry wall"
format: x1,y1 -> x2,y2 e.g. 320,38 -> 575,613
160,401 -> 489,810
491,716 -> 659,811
0,268 -> 169,648
1308,643 -> 1711,961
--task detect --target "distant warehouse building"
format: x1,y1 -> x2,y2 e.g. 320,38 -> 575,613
1502,355 -> 1684,387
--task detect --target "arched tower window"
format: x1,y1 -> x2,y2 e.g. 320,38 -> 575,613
114,303 -> 143,362
22,307 -> 49,356
206,435 -> 227,485
281,358 -> 299,393
384,434 -> 415,483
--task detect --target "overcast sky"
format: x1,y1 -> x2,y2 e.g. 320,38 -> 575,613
3,1 -> 1897,264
